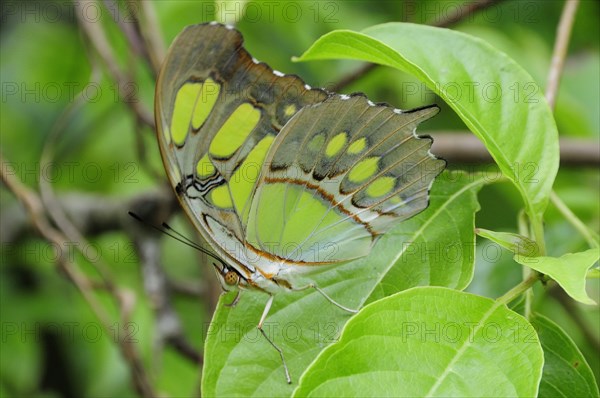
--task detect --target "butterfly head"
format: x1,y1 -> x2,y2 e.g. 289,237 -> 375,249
212,260 -> 248,291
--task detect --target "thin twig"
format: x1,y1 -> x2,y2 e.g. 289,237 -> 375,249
96,0 -> 161,175
550,191 -> 599,248
135,0 -> 166,75
331,64 -> 377,93
38,78 -> 119,295
132,231 -> 203,366
431,0 -> 505,28
75,0 -> 154,128
332,0 -> 506,91
1,153 -> 156,398
546,0 -> 580,110
168,335 -> 203,363
103,0 -> 151,66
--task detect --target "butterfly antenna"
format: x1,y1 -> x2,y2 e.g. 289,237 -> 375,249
161,222 -> 206,250
128,211 -> 224,265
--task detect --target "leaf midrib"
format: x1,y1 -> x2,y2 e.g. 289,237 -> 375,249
424,301 -> 501,397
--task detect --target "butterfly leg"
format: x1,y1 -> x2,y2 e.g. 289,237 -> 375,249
294,284 -> 358,314
224,290 -> 241,307
258,295 -> 292,384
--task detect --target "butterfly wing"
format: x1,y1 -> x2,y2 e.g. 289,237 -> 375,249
155,23 -> 329,271
246,94 -> 445,265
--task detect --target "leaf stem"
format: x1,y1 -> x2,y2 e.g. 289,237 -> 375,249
551,191 -> 599,248
530,215 -> 547,256
496,273 -> 540,305
518,211 -> 534,319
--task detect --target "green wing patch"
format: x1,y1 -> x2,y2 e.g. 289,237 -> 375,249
247,94 -> 445,263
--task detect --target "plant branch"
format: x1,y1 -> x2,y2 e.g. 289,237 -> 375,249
1,153 -> 156,398
2,134 -> 596,247
2,180 -> 203,365
1,188 -> 176,244
429,133 -> 598,167
132,231 -> 203,365
546,0 -> 580,110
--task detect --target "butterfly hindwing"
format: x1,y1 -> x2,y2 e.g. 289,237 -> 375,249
246,95 -> 445,264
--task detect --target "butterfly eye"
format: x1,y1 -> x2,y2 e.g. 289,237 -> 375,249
224,271 -> 240,286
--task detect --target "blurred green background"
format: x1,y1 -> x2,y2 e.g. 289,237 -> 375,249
1,1 -> 598,397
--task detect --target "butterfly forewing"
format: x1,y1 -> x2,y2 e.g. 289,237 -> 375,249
155,23 -> 329,267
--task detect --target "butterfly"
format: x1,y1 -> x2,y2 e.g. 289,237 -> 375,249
155,22 -> 445,383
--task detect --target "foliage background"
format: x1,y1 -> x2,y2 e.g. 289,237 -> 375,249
1,0 -> 598,397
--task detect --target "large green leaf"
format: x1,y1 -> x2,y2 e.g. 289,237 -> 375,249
532,314 -> 599,398
296,23 -> 559,227
201,172 -> 485,396
515,248 -> 599,305
294,287 -> 544,397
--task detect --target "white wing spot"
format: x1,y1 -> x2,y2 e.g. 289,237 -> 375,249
393,109 -> 403,114
273,70 -> 284,77
252,57 -> 259,64
224,24 -> 234,30
367,100 -> 375,106
304,84 -> 312,90
209,21 -> 218,25
340,94 -> 350,100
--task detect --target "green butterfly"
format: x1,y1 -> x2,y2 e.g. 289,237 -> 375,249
155,22 -> 445,383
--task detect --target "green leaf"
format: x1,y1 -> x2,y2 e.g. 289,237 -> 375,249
296,23 -> 559,227
515,248 -> 600,305
294,287 -> 543,397
201,172 -> 485,396
532,314 -> 599,398
476,228 -> 540,257
366,171 -> 484,303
